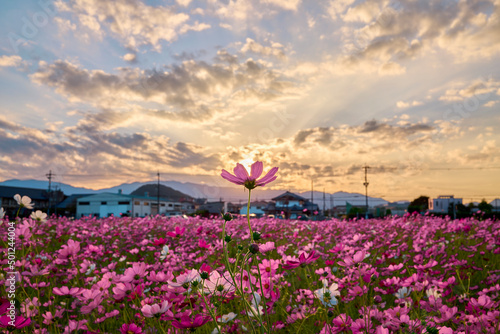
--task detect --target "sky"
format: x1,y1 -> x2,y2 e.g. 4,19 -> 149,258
0,0 -> 499,202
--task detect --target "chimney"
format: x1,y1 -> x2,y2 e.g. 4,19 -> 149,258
118,189 -> 122,194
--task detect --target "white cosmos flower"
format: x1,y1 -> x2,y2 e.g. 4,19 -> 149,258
14,194 -> 34,209
30,210 -> 47,222
0,207 -> 5,219
394,286 -> 412,299
218,312 -> 237,323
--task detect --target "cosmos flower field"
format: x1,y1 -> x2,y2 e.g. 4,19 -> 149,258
1,213 -> 499,333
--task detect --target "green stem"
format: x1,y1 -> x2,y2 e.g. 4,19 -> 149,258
247,189 -> 253,243
200,284 -> 221,334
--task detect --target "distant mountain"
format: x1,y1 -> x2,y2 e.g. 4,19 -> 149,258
0,179 -> 391,208
131,184 -> 192,201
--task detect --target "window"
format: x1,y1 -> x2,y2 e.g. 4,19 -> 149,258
161,204 -> 165,207
134,201 -> 140,205
80,202 -> 90,205
168,204 -> 173,207
118,201 -> 130,205
101,201 -> 107,205
144,202 -> 149,206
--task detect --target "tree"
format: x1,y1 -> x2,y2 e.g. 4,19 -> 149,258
408,195 -> 429,213
478,199 -> 493,214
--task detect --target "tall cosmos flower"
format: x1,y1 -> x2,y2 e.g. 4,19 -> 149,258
221,161 -> 278,190
14,194 -> 34,209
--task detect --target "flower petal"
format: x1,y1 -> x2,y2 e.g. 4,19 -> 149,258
256,167 -> 278,185
250,161 -> 263,180
256,175 -> 277,187
221,170 -> 245,185
233,163 -> 249,179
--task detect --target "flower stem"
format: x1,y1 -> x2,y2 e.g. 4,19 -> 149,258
247,189 -> 253,243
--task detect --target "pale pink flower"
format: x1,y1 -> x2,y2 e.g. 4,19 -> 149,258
14,194 -> 34,209
53,286 -> 84,297
221,161 -> 278,190
141,300 -> 171,318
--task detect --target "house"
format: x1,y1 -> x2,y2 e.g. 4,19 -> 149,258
240,201 -> 269,217
490,199 -> 500,212
429,195 -> 463,214
270,191 -> 320,219
76,192 -> 189,218
375,201 -> 410,217
0,185 -> 64,217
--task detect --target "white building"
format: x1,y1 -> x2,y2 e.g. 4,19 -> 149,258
240,201 -> 268,217
76,193 -> 185,218
429,195 -> 463,213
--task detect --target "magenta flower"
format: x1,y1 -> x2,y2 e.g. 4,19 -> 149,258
121,262 -> 148,283
0,315 -> 32,329
167,226 -> 186,238
282,250 -> 320,270
221,161 -> 278,190
58,239 -> 81,259
120,323 -> 143,334
171,314 -> 211,329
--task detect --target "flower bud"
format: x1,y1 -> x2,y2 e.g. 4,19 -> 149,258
222,213 -> 233,222
224,235 -> 232,243
249,244 -> 259,254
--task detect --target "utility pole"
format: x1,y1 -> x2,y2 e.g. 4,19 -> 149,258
311,179 -> 314,212
330,194 -> 333,217
46,170 -> 53,215
363,165 -> 370,219
157,171 -> 160,216
323,189 -> 325,215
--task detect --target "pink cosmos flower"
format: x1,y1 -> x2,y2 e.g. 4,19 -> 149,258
53,286 -> 84,297
153,237 -> 167,246
221,161 -> 278,190
63,320 -> 87,333
168,269 -> 201,288
121,263 -> 148,283
58,239 -> 81,259
282,250 -> 320,270
331,314 -> 353,333
203,271 -> 235,296
0,315 -> 32,329
198,238 -> 211,250
120,323 -> 143,334
141,300 -> 171,318
259,259 -> 280,278
171,314 -> 211,329
112,282 -> 134,300
469,295 -> 494,309
338,250 -> 368,267
167,226 -> 186,238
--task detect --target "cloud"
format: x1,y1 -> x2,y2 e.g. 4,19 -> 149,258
122,53 -> 137,63
55,0 -> 210,50
0,116 -> 221,186
397,100 -> 423,108
336,0 -> 500,73
0,55 -> 23,68
262,0 -> 301,11
241,38 -> 286,59
31,52 -> 303,124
